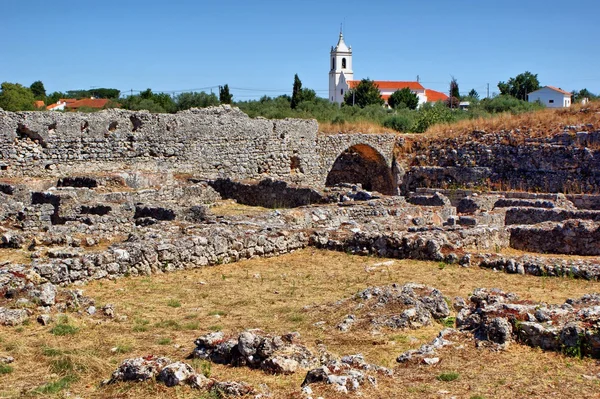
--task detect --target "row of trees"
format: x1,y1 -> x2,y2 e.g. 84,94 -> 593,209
2,74 -> 597,134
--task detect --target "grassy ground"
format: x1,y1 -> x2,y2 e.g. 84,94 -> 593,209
1,249 -> 599,398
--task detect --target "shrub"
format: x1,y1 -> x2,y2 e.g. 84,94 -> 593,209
437,371 -> 460,382
0,364 -> 13,374
167,299 -> 181,308
383,114 -> 414,132
50,324 -> 79,336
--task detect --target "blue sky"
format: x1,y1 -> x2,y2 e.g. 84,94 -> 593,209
2,0 -> 598,99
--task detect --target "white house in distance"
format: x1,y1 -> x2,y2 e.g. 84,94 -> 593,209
527,86 -> 572,108
328,32 -> 448,106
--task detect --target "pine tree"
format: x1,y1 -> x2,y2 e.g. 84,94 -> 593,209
30,81 -> 46,99
219,84 -> 233,104
290,74 -> 302,109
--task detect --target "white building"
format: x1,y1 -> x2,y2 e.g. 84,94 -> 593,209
328,32 -> 448,106
527,86 -> 572,108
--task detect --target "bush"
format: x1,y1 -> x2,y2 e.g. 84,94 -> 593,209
437,371 -> 460,382
383,114 -> 415,132
50,324 -> 79,336
480,95 -> 543,114
0,364 -> 13,374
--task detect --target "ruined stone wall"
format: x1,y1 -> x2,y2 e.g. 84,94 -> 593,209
0,107 -> 397,191
399,131 -> 600,194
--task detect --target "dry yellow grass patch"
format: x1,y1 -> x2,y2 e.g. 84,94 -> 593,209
424,100 -> 600,141
1,249 -> 599,398
209,199 -> 274,217
318,121 -> 395,134
0,248 -> 32,265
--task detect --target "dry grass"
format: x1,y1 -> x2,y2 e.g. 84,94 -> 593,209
424,100 -> 600,141
0,248 -> 32,265
318,121 -> 394,134
1,249 -> 600,398
209,199 -> 274,217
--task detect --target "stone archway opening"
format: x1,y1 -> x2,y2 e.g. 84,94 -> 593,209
325,144 -> 396,195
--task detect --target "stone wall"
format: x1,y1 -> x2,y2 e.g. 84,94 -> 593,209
399,131 -> 600,194
0,107 -> 397,192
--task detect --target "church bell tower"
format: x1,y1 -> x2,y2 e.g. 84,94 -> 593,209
329,31 -> 353,104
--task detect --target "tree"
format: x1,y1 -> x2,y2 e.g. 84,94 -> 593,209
449,77 -> 460,99
45,91 -> 66,105
343,78 -> 384,108
299,88 -> 316,103
388,87 -> 419,110
290,74 -> 303,109
30,81 -> 46,99
90,88 -> 120,99
468,89 -> 479,100
572,88 -> 596,103
219,84 -> 233,104
0,82 -> 35,111
175,91 -> 219,111
498,71 -> 540,101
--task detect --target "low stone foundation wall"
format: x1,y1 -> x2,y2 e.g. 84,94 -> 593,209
207,178 -> 326,208
505,207 -> 600,225
510,220 -> 600,256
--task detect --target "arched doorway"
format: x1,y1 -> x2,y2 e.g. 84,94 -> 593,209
325,144 -> 396,195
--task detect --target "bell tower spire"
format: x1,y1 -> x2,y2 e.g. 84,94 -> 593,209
329,29 -> 353,104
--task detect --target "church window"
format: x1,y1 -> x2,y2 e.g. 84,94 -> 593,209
342,58 -> 346,68
341,89 -> 344,95
332,58 -> 335,70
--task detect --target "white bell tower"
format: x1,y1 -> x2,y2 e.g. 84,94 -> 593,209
329,31 -> 353,104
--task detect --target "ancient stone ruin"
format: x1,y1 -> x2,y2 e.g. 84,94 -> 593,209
1,106 -> 600,396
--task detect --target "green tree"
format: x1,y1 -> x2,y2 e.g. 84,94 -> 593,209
572,88 -> 596,103
290,74 -> 303,109
219,84 -> 233,104
299,88 -> 317,103
30,81 -> 46,99
498,71 -> 540,101
175,91 -> 219,111
450,77 -> 460,99
344,78 -> 384,108
467,89 -> 479,100
90,88 -> 120,99
388,87 -> 419,110
0,82 -> 36,111
45,91 -> 66,105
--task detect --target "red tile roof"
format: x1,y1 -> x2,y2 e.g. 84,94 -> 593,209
60,98 -> 78,104
544,86 -> 571,96
66,98 -> 110,109
34,100 -> 45,108
425,89 -> 449,103
46,103 -> 62,110
348,80 -> 425,91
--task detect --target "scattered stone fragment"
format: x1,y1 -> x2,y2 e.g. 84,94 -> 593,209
396,329 -> 457,363
37,314 -> 51,325
334,283 -> 450,332
0,307 -> 29,326
156,361 -> 195,387
190,329 -> 318,374
104,356 -> 173,384
456,288 -> 600,356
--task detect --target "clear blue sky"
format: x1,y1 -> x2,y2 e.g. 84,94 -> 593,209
2,0 -> 598,99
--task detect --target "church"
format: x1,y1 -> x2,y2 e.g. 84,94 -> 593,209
328,32 -> 448,106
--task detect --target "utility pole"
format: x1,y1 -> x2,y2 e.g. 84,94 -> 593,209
416,75 -> 420,83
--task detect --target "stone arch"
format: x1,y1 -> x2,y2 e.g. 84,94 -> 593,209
325,144 -> 395,195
